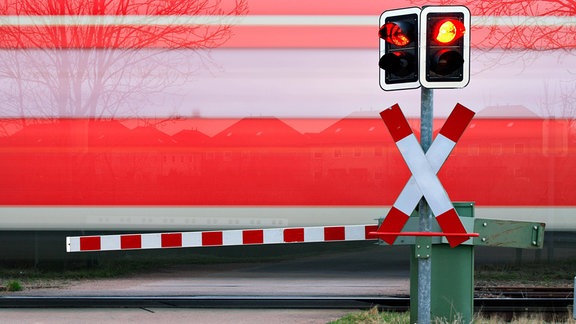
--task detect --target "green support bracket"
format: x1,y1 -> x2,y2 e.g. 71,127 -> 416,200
380,202 -> 546,323
474,219 -> 546,249
376,215 -> 475,246
414,236 -> 432,259
377,210 -> 546,249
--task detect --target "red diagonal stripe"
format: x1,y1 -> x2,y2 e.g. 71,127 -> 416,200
380,104 -> 412,142
202,231 -> 223,246
439,103 -> 475,143
324,226 -> 345,241
284,228 -> 304,242
376,207 -> 410,245
436,209 -> 469,248
79,236 -> 101,251
121,235 -> 142,250
161,233 -> 182,248
364,225 -> 379,240
243,229 -> 264,244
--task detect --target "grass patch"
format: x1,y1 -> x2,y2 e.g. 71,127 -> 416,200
328,307 -> 409,324
476,312 -> 576,324
5,280 -> 23,292
330,308 -> 576,324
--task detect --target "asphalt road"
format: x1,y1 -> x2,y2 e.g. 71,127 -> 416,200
0,242 -> 563,323
14,244 -> 410,297
1,244 -> 411,323
0,308 -> 356,324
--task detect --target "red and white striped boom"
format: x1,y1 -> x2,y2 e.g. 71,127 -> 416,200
67,224 -> 379,252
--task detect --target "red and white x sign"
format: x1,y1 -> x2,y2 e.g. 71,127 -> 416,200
377,103 -> 475,247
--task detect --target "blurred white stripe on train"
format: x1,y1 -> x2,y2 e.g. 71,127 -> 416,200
0,48 -> 574,120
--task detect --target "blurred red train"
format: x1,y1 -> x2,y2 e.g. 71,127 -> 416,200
0,0 -> 574,239
0,115 -> 573,231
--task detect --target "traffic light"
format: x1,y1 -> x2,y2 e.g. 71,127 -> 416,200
420,6 -> 470,89
379,7 -> 420,91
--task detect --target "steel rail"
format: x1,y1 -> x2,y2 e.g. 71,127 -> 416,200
0,296 -> 408,310
0,295 -> 571,314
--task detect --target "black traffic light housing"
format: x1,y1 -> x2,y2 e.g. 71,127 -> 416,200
420,6 -> 471,89
379,7 -> 420,91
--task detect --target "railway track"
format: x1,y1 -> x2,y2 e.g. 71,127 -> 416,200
0,288 -> 572,315
473,287 -> 574,315
476,286 -> 573,299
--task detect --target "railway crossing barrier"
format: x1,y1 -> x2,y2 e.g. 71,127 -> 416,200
64,6 -> 546,321
66,216 -> 543,253
67,224 -> 379,252
66,103 -> 546,323
66,206 -> 545,323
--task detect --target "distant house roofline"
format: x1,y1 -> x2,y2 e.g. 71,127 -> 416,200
476,105 -> 541,118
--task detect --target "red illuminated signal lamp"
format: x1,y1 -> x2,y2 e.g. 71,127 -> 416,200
378,22 -> 417,77
427,18 -> 465,77
378,20 -> 417,77
378,7 -> 421,91
433,19 -> 466,44
419,6 -> 470,89
380,22 -> 412,47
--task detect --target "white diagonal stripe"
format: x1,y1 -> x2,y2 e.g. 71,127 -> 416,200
141,233 -> 161,249
223,230 -> 243,245
396,134 -> 455,216
304,227 -> 324,242
182,232 -> 202,247
263,228 -> 284,244
345,225 -> 368,240
395,134 -> 456,215
66,237 -> 79,253
100,235 -> 120,251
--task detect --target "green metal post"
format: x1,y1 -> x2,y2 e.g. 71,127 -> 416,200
410,202 -> 474,323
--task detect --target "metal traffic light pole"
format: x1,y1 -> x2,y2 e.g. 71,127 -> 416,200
418,86 -> 433,324
416,7 -> 471,323
417,7 -> 470,322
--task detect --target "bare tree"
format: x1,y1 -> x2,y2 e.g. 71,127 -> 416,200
411,0 -> 576,118
466,0 -> 576,118
0,0 -> 248,121
475,0 -> 575,50
413,0 -> 575,50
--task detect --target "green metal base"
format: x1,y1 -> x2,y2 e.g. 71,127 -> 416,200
410,202 -> 474,323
